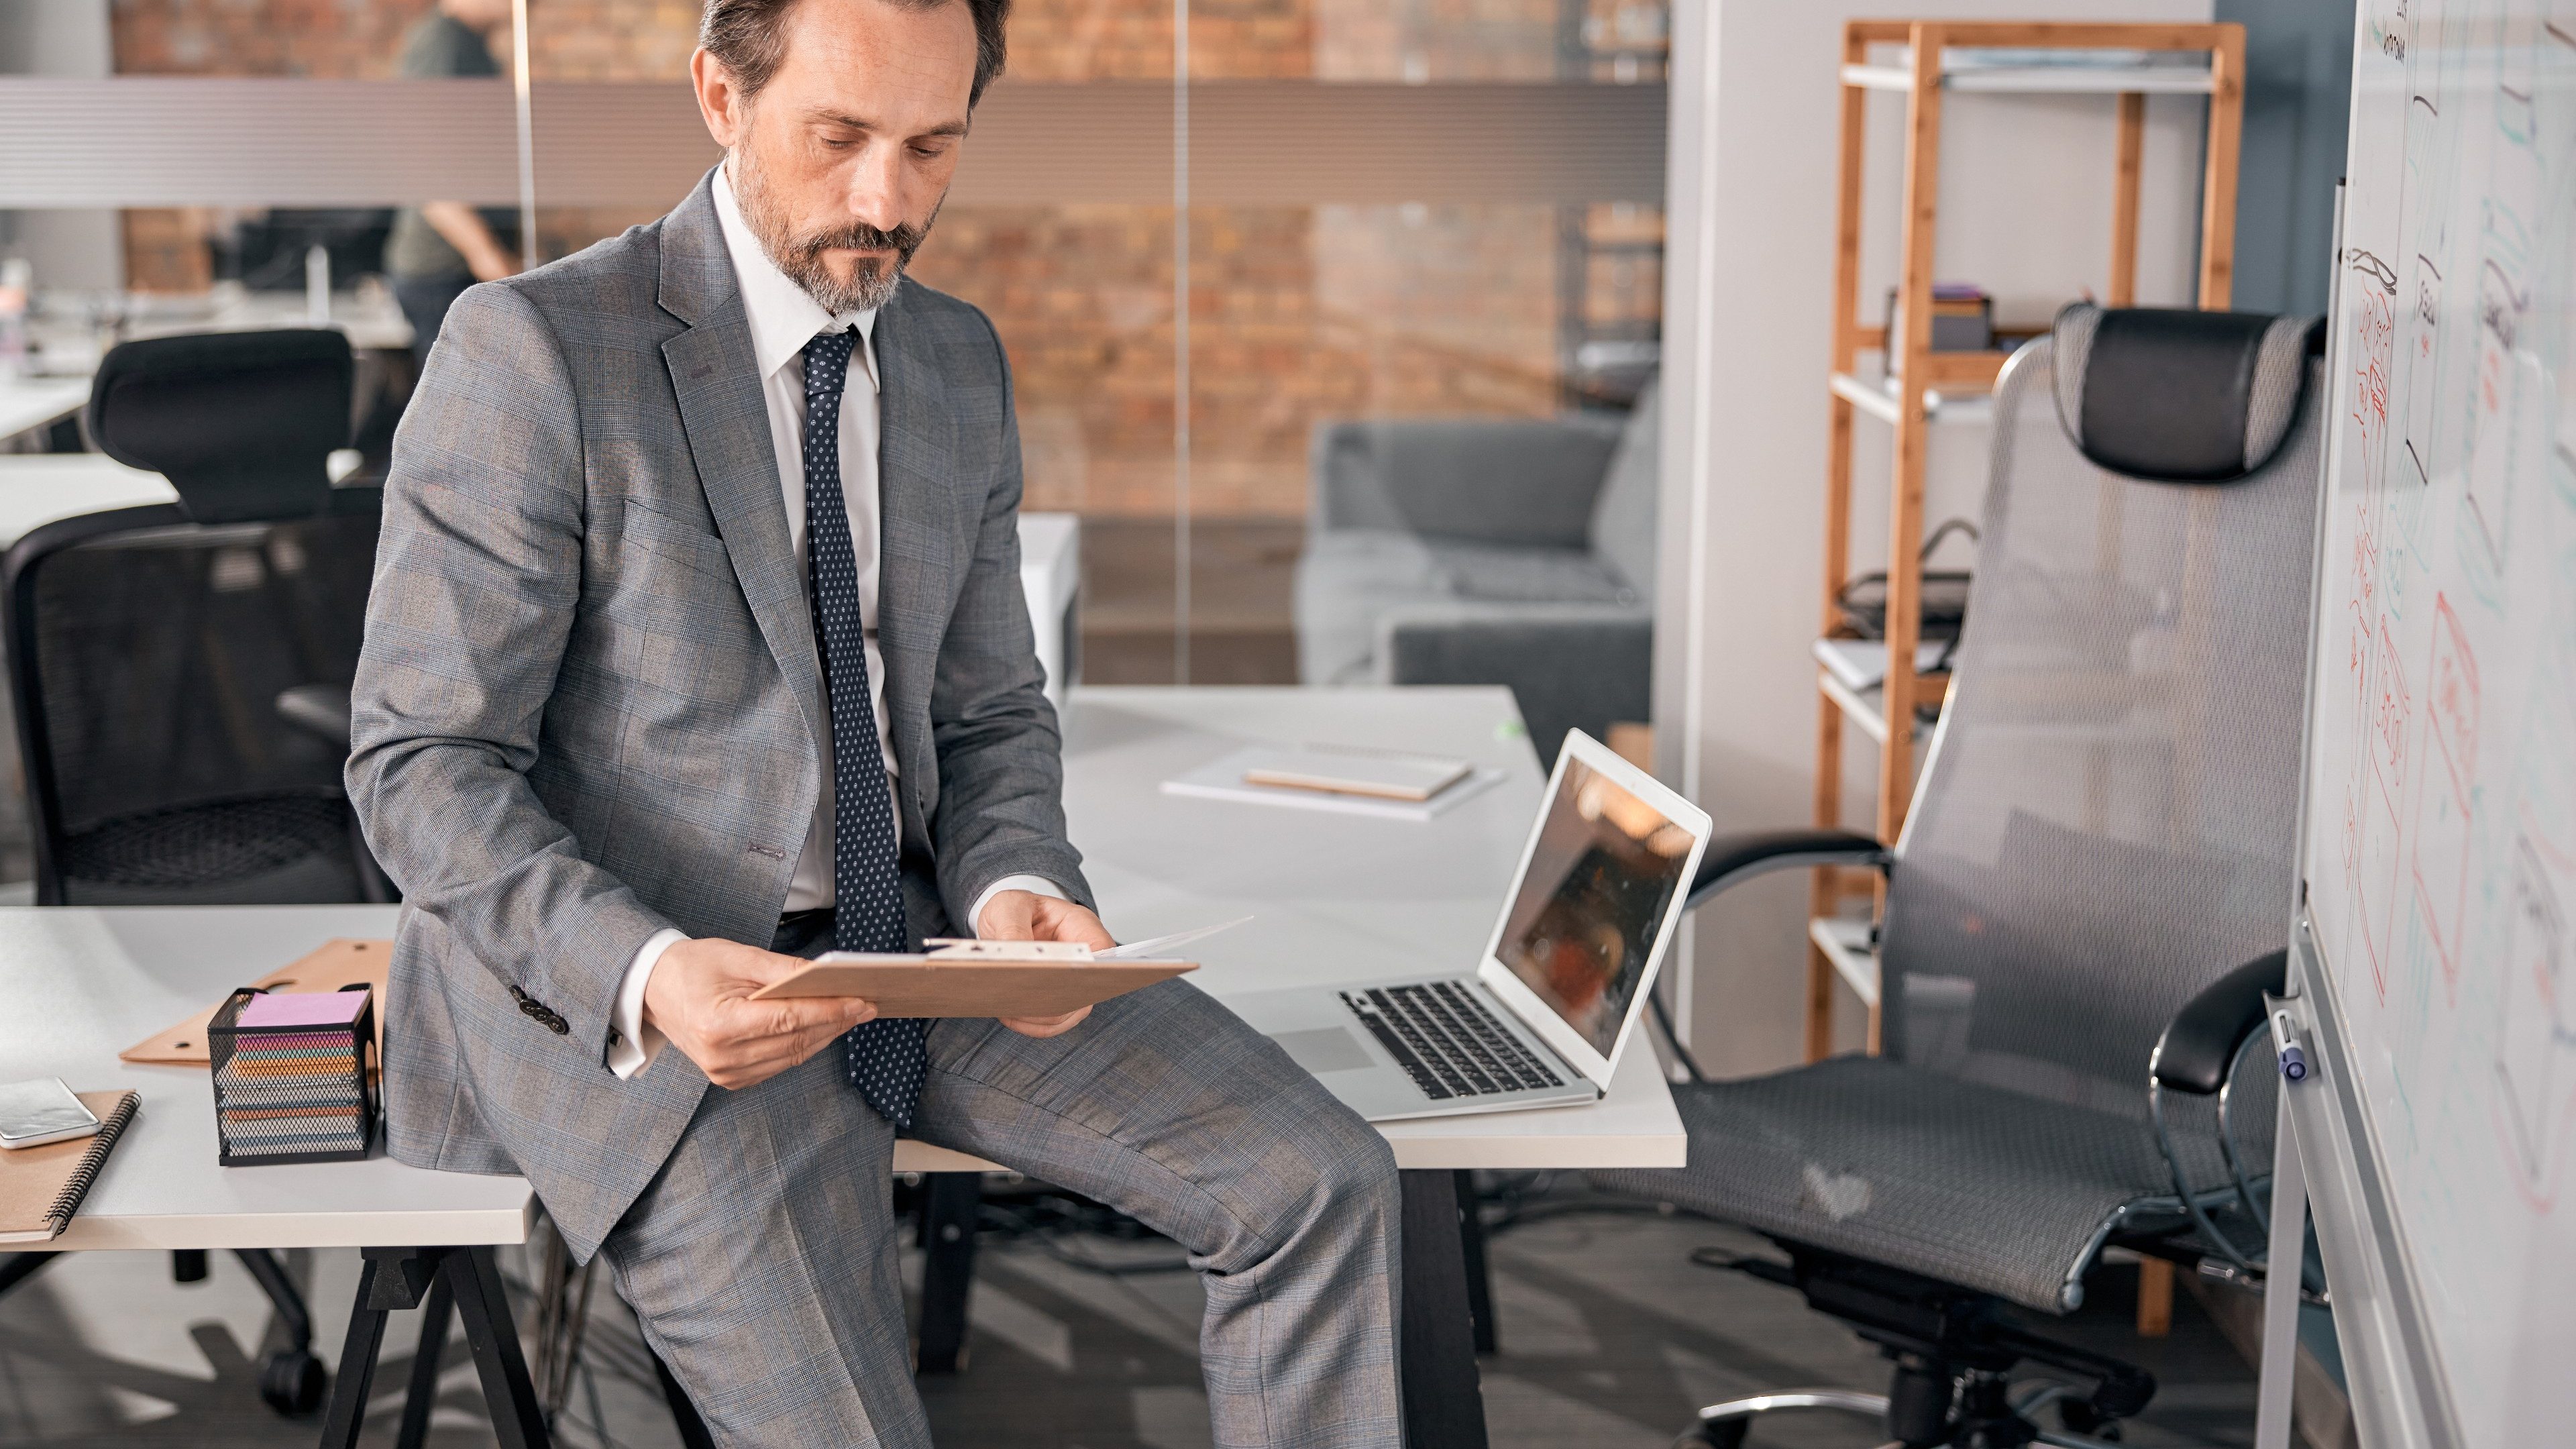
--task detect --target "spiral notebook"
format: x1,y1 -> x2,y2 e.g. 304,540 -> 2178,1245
0,1091 -> 140,1244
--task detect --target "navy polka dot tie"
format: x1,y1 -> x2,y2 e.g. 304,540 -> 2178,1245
804,327 -> 926,1128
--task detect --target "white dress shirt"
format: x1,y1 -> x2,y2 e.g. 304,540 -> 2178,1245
608,164 -> 1061,1079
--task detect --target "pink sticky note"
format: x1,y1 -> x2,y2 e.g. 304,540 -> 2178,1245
237,989 -> 370,1028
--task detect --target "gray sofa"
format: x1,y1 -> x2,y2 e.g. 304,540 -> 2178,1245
1294,379 -> 1658,762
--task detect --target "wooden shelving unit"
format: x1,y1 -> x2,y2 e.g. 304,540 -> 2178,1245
1805,20 -> 2245,1059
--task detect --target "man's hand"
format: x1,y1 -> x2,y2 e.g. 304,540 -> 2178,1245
642,936 -> 876,1089
977,890 -> 1114,1038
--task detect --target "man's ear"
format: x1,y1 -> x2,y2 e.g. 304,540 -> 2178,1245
690,46 -> 745,149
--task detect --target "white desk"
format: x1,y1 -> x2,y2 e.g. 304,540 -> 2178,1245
0,905 -> 542,1448
142,288 -> 414,354
2,686 -> 1670,1446
1061,685 -> 1684,1170
0,453 -> 184,547
0,375 -> 91,445
0,905 -> 530,1252
1018,511 -> 1079,711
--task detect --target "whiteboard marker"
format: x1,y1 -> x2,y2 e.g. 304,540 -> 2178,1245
2270,1008 -> 2308,1083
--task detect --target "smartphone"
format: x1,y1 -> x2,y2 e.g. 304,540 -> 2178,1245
0,1077 -> 102,1150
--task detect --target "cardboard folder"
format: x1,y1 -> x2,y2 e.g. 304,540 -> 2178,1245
751,953 -> 1197,1018
119,938 -> 390,1067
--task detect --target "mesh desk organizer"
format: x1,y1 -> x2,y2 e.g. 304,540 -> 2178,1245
208,986 -> 376,1165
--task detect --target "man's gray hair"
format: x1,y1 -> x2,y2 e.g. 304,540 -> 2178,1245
700,0 -> 1009,107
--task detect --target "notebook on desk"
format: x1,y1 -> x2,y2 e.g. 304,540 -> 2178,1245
0,1091 -> 139,1244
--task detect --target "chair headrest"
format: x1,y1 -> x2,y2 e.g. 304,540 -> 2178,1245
2049,303 -> 2322,484
86,329 -> 352,523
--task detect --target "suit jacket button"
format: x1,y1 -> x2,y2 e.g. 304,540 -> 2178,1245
545,1014 -> 570,1036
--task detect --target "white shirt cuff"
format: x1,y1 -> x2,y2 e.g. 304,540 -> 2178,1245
608,928 -> 686,1079
969,874 -> 1068,938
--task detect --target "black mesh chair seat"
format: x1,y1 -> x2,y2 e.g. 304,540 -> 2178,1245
1595,1057 -> 2200,1313
56,793 -> 360,902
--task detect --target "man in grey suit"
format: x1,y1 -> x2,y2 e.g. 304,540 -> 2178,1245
345,0 -> 1403,1443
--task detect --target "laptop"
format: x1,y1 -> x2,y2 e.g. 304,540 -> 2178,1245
1224,729 -> 1711,1122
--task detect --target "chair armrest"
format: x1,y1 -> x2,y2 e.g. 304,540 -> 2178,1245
2149,949 -> 2288,1095
1688,830 -> 1888,909
276,683 -> 353,749
1310,415 -> 1623,547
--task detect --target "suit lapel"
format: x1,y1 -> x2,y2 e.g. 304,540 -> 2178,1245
657,174 -> 827,763
871,284 -> 959,786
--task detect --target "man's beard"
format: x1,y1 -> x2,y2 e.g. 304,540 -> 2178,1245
731,147 -> 936,313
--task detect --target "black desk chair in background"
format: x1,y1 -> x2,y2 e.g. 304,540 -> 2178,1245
1601,305 -> 2325,1449
5,328 -> 390,908
0,329 -> 387,1415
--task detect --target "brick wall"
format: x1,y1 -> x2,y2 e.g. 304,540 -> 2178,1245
110,0 -> 1654,519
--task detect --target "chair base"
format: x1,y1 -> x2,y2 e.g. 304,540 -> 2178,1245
1683,1242 -> 2155,1449
1677,1388 -> 1889,1448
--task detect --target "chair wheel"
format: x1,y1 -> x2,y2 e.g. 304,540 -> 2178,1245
259,1347 -> 327,1415
2059,1401 -> 2121,1439
1674,1421 -> 1751,1449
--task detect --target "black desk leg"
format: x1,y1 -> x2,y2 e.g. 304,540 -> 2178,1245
1399,1169 -> 1491,1449
317,1246 -> 551,1449
446,1246 -> 551,1449
318,1252 -> 405,1449
0,1252 -> 56,1299
393,1271 -> 454,1449
1453,1169 -> 1497,1356
916,1171 -> 981,1375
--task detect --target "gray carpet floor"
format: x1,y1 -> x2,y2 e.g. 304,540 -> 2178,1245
0,1180 -> 2258,1447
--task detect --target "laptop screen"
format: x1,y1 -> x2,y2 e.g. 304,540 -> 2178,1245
1493,753 -> 1698,1056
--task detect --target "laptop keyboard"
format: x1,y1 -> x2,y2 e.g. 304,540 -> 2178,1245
1340,981 -> 1567,1101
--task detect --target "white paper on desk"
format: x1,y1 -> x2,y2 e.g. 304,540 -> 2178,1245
1161,747 -> 1505,822
1096,916 -> 1255,961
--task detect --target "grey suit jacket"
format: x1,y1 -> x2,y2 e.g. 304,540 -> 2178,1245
347,171 -> 1091,1258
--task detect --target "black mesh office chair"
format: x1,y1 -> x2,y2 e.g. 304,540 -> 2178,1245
1599,305 -> 2324,1449
5,329 -> 388,907
0,329 -> 388,1415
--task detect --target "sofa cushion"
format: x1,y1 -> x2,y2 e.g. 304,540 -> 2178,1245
1425,541 -> 1638,606
1310,416 -> 1623,547
1295,527 -> 1646,686
1589,375 -> 1660,595
1294,529 -> 1445,685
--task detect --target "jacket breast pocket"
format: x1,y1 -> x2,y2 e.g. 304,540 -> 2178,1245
619,497 -> 737,585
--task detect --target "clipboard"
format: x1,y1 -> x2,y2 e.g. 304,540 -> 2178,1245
751,952 -> 1197,1018
119,938 -> 391,1067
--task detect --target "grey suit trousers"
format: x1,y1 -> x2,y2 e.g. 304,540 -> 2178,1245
599,971 -> 1405,1449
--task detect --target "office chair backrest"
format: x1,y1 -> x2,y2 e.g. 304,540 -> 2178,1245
5,330 -> 380,904
1878,305 -> 2323,1118
87,329 -> 350,523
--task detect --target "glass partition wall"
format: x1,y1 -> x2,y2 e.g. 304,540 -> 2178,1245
0,0 -> 1666,695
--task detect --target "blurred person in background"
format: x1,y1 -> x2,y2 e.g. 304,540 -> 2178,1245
384,0 -> 523,365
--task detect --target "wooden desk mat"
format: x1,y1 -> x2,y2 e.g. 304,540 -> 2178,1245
119,938 -> 390,1066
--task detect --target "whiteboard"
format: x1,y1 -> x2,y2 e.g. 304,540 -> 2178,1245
2302,2 -> 2576,1444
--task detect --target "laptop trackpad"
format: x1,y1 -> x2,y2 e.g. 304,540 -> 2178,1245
1270,1027 -> 1375,1074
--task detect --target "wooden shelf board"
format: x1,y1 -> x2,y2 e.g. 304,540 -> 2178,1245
1917,350 -> 2010,388
1809,916 -> 1881,1010
1817,669 -> 1947,750
1841,60 -> 2215,95
1829,368 -> 1995,425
